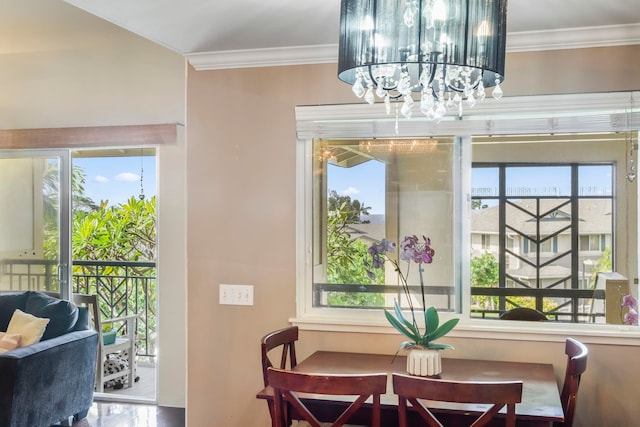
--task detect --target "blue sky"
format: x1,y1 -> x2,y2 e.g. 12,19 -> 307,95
329,160 -> 386,214
73,156 -> 156,206
329,162 -> 613,215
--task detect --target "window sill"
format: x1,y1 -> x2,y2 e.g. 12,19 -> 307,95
290,315 -> 640,346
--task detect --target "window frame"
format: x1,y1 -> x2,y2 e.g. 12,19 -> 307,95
294,91 -> 640,345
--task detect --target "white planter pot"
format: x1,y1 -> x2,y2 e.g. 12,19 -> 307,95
406,348 -> 442,377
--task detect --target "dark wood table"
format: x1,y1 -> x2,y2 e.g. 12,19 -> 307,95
257,351 -> 564,426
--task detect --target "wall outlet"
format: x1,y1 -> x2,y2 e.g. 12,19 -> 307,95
219,284 -> 253,306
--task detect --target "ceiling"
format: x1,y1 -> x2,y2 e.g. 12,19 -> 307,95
3,1 -> 639,68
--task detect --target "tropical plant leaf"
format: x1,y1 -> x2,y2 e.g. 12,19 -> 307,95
427,342 -> 455,350
384,310 -> 419,342
427,318 -> 460,342
393,300 -> 420,337
424,307 -> 439,335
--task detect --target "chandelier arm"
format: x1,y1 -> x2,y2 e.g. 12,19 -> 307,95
367,65 -> 404,100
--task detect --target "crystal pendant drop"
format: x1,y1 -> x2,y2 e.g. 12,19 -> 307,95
384,94 -> 391,115
466,93 -> 476,108
492,80 -> 503,100
352,76 -> 365,98
403,6 -> 416,27
364,88 -> 375,104
420,92 -> 433,115
434,102 -> 446,121
445,94 -> 454,110
476,82 -> 486,102
401,96 -> 414,119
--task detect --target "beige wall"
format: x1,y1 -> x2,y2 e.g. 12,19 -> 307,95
0,15 -> 187,407
186,45 -> 640,426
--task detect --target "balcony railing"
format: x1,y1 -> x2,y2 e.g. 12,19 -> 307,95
0,258 -> 156,359
312,282 -> 606,322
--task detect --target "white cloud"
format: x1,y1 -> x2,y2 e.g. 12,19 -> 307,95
115,172 -> 140,182
341,186 -> 360,196
95,176 -> 109,183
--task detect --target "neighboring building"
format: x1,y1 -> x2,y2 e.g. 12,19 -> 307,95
471,199 -> 611,291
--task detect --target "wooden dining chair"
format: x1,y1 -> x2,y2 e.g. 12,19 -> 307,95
392,373 -> 523,427
556,338 -> 588,427
261,326 -> 299,425
267,367 -> 387,427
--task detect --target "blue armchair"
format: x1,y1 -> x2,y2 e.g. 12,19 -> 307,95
0,291 -> 98,427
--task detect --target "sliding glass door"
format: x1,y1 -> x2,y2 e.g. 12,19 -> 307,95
0,150 -> 71,298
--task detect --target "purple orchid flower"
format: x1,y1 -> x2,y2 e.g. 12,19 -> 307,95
622,294 -> 638,311
624,309 -> 639,326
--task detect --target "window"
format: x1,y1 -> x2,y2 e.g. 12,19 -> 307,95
311,138 -> 460,314
481,234 -> 491,250
580,234 -> 606,252
471,163 -> 614,322
296,91 -> 638,331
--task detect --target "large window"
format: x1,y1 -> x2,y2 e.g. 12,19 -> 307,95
296,91 -> 639,330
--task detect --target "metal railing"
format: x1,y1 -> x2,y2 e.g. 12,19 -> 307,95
312,282 -> 606,322
0,258 -> 156,359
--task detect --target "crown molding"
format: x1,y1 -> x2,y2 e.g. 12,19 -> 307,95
187,44 -> 337,71
506,23 -> 640,52
187,23 -> 640,71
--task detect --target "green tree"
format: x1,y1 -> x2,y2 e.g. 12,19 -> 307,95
326,196 -> 383,307
42,164 -> 101,259
470,252 -> 499,311
71,196 -> 156,261
471,252 -> 557,316
328,190 -> 372,223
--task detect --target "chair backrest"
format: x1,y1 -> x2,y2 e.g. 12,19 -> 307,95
499,307 -> 548,321
393,373 -> 523,427
72,294 -> 102,334
267,367 -> 387,427
261,326 -> 299,387
559,338 -> 588,426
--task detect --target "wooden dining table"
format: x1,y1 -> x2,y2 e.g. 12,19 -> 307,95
256,351 -> 564,426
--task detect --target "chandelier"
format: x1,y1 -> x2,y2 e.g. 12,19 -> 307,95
338,0 -> 508,122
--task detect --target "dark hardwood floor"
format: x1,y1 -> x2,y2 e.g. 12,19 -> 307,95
70,402 -> 185,427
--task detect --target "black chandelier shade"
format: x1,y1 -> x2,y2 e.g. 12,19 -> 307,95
338,0 -> 508,118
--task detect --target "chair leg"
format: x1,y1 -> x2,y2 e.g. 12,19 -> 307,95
97,357 -> 105,393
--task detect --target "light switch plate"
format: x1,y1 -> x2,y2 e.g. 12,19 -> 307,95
219,284 -> 253,306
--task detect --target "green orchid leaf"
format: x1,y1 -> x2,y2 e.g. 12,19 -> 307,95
399,341 -> 417,350
393,301 -> 420,338
384,310 -> 419,341
427,342 -> 455,350
427,318 -> 460,342
424,307 -> 440,335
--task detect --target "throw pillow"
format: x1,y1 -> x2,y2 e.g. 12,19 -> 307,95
6,309 -> 50,347
25,291 -> 78,340
0,332 -> 22,354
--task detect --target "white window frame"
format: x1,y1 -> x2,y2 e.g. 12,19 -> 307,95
294,91 -> 640,346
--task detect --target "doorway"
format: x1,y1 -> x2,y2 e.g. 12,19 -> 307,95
71,147 -> 158,402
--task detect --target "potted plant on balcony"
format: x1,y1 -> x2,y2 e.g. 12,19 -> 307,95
366,235 -> 459,376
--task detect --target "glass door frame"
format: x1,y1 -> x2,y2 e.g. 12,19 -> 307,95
0,149 -> 72,299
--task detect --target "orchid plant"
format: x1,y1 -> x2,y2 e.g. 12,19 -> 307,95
621,294 -> 639,326
366,235 -> 459,350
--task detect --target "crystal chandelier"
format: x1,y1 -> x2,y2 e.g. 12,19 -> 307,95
338,0 -> 508,122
